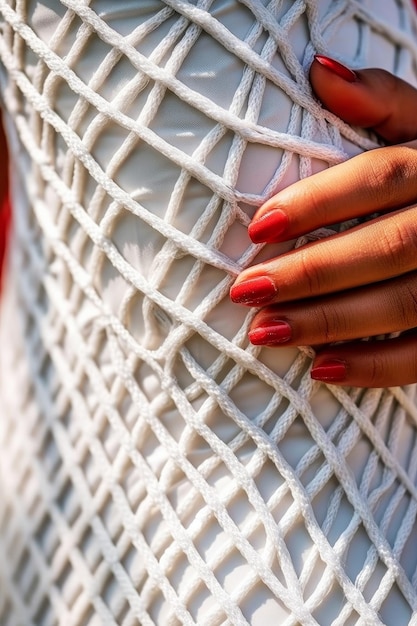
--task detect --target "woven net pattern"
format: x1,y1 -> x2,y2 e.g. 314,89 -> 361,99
1,0 -> 417,624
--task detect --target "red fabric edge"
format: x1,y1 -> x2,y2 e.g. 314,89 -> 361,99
0,111 -> 9,294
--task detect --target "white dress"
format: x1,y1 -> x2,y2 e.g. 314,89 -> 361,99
1,1 -> 417,624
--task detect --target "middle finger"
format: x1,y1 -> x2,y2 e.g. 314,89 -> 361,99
231,206 -> 417,306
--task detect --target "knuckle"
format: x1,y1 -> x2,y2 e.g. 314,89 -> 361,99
367,335 -> 417,387
302,178 -> 333,224
368,350 -> 386,387
398,282 -> 417,328
297,246 -> 329,296
365,148 -> 416,208
315,305 -> 348,343
385,219 -> 417,273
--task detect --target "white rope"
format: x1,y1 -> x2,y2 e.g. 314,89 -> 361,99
1,1 -> 417,624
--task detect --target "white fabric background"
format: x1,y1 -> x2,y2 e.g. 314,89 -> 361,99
1,1 -> 417,624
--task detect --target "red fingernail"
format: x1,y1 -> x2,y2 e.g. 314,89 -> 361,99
248,209 -> 289,244
314,55 -> 357,83
248,321 -> 292,345
311,359 -> 347,382
230,276 -> 277,306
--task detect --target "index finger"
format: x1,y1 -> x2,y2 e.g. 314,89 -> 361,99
248,142 -> 417,244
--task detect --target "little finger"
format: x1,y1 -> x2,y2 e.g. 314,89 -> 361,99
310,333 -> 417,387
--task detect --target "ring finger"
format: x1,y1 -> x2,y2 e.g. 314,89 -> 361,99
248,270 -> 417,347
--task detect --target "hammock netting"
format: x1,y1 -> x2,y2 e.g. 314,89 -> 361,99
1,1 -> 417,624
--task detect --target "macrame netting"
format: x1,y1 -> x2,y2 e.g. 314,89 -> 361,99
2,1 -> 417,624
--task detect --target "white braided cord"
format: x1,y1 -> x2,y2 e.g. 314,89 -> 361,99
2,1 -> 417,625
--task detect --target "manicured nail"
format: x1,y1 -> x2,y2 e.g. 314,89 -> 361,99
230,276 -> 277,306
314,55 -> 357,83
311,359 -> 347,382
248,321 -> 292,345
248,209 -> 289,244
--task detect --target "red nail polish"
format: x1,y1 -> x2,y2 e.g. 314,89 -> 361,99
311,359 -> 347,382
248,321 -> 292,345
314,55 -> 357,83
248,209 -> 289,244
230,276 -> 277,306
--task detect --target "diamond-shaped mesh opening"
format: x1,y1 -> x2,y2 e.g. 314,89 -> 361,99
1,0 -> 417,624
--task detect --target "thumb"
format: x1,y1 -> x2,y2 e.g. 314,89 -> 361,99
310,55 -> 417,144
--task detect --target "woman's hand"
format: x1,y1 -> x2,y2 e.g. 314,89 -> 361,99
230,57 -> 417,388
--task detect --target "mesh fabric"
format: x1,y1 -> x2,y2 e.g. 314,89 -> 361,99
1,1 -> 417,624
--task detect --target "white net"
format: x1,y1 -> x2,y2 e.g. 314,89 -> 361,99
1,0 -> 417,624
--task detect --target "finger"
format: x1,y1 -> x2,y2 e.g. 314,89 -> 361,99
249,59 -> 417,246
310,333 -> 417,388
310,58 -> 417,144
247,271 -> 417,346
248,143 -> 417,244
231,207 -> 417,306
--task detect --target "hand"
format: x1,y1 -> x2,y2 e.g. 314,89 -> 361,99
230,56 -> 417,388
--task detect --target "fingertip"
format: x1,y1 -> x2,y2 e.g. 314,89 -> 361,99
311,335 -> 417,388
248,208 -> 289,243
310,58 -> 417,143
310,58 -> 382,128
313,55 -> 357,83
310,358 -> 348,384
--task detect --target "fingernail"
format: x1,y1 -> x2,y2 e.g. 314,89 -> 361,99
230,276 -> 277,306
248,321 -> 292,345
310,359 -> 347,382
248,209 -> 289,244
314,55 -> 357,83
